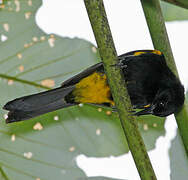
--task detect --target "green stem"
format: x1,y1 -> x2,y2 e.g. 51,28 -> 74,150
140,0 -> 188,156
162,0 -> 188,9
0,166 -> 8,180
84,0 -> 157,179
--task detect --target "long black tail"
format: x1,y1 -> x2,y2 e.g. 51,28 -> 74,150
3,86 -> 75,123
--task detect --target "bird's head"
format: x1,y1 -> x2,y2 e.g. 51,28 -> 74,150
134,82 -> 185,117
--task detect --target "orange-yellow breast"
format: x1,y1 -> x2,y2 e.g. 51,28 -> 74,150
72,72 -> 114,106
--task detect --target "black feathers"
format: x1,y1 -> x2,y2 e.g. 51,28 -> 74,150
118,50 -> 185,117
3,86 -> 75,123
3,50 -> 185,123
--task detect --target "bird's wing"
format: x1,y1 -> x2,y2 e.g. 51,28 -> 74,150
61,62 -> 103,88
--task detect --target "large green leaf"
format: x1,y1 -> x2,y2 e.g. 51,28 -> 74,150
169,132 -> 188,180
161,1 -> 188,21
0,0 -> 165,179
169,92 -> 188,179
78,177 -> 126,180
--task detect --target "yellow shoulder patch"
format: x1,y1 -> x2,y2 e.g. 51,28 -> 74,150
134,51 -> 147,56
73,72 -> 114,106
152,50 -> 162,55
144,104 -> 151,108
134,50 -> 162,56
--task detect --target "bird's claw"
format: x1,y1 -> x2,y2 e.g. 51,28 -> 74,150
110,60 -> 127,69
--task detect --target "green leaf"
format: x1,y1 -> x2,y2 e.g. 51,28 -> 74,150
169,92 -> 188,179
169,132 -> 188,180
0,168 -> 8,180
0,0 -> 165,179
77,177 -> 126,180
161,1 -> 188,21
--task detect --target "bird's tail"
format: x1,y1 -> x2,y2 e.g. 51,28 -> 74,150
3,86 -> 75,123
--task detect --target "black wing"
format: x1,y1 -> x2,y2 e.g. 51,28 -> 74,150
61,63 -> 103,88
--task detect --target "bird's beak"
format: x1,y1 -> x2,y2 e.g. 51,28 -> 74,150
133,104 -> 155,116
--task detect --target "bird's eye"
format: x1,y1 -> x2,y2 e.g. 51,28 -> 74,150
159,102 -> 165,107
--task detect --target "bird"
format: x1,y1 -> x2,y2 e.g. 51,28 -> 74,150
3,50 -> 185,123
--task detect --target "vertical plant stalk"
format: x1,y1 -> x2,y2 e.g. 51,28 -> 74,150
140,0 -> 188,155
84,0 -> 157,179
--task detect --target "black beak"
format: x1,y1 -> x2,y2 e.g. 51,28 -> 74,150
133,105 -> 155,116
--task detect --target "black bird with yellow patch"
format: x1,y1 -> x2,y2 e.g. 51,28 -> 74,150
3,50 -> 185,123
